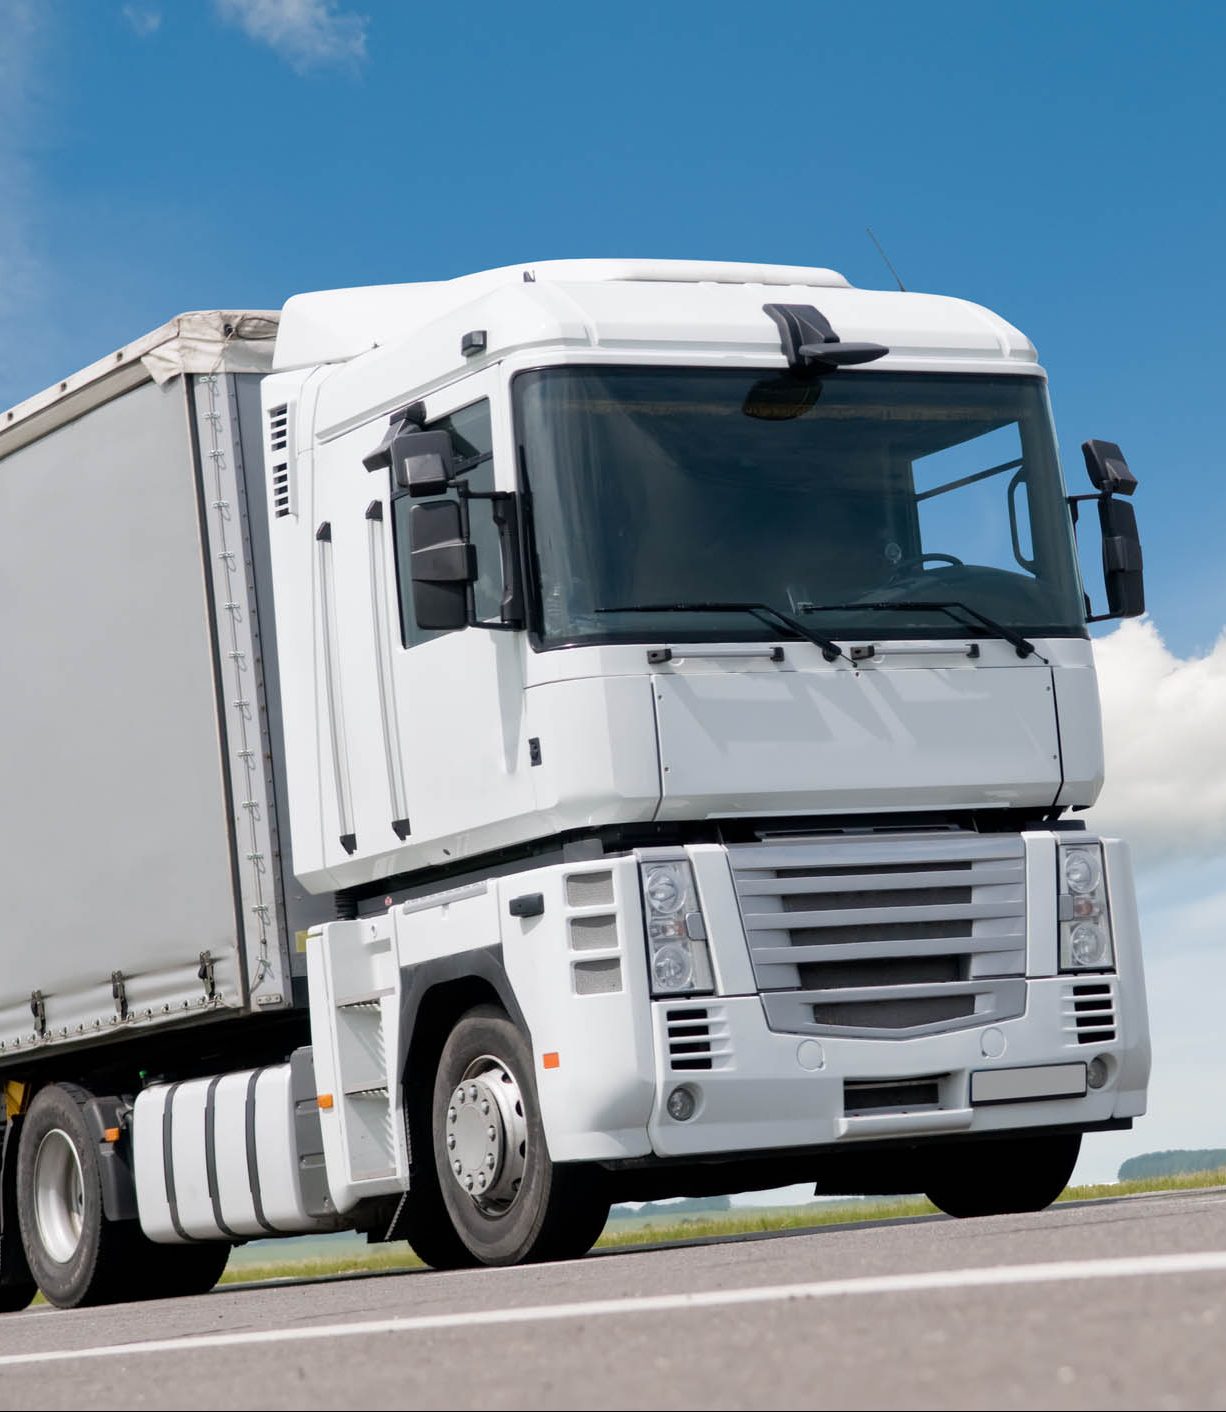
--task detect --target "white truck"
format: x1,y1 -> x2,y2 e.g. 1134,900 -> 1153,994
0,260 -> 1149,1308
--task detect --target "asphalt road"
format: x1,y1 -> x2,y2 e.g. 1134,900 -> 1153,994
3,1190 -> 1226,1411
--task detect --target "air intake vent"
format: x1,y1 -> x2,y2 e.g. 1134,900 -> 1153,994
1065,982 -> 1117,1045
573,958 -> 622,995
566,871 -> 614,908
268,403 -> 289,453
266,402 -> 296,518
844,1076 -> 945,1116
665,1005 -> 732,1072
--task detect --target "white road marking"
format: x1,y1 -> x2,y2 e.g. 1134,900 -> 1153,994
3,1250 -> 1226,1367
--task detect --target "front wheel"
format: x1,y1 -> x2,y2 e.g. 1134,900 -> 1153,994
432,1006 -> 608,1265
924,1132 -> 1082,1218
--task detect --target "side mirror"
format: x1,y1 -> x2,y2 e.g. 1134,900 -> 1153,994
1082,439 -> 1137,496
364,421 -> 455,496
393,429 -> 454,496
1072,440 -> 1144,621
1098,495 -> 1145,619
410,500 -> 474,631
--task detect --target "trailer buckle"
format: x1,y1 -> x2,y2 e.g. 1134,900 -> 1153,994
111,971 -> 129,1021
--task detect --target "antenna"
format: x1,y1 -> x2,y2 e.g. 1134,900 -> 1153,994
866,227 -> 906,292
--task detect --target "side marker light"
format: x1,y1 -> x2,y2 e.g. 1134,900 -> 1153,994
542,1052 -> 560,1070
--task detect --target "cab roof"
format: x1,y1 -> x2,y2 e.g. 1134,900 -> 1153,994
274,259 -> 1038,398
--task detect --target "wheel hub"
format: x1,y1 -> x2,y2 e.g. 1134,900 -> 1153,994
446,1057 -> 527,1213
33,1128 -> 85,1265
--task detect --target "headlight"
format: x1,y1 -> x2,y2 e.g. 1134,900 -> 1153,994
1058,842 -> 1114,971
644,866 -> 687,915
639,859 -> 714,997
1063,849 -> 1101,896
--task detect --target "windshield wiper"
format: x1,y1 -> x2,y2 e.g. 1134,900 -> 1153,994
596,602 -> 845,661
798,599 -> 1045,662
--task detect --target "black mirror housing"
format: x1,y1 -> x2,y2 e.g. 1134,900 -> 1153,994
410,500 -> 474,630
393,429 -> 454,496
1097,495 -> 1145,619
364,419 -> 454,495
1082,439 -> 1137,496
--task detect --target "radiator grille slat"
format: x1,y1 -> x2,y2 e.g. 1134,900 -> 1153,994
738,863 -> 1021,896
730,834 -> 1027,1040
753,933 -> 1024,969
742,900 -> 1024,931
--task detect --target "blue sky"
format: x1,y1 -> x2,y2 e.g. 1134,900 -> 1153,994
2,1 -> 1224,1182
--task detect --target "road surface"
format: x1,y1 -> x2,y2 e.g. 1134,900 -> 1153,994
2,1189 -> 1224,1410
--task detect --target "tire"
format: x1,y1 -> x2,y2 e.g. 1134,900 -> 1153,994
0,1278 -> 37,1314
136,1239 -> 231,1300
16,1083 -> 143,1308
397,1190 -> 480,1273
430,1005 -> 608,1266
0,1122 -> 37,1313
924,1132 -> 1082,1219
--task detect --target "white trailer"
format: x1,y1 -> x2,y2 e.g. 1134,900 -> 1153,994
0,261 -> 1150,1306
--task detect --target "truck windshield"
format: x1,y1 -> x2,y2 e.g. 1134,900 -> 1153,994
514,367 -> 1086,647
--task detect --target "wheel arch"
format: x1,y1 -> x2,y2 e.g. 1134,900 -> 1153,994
398,947 -> 532,1181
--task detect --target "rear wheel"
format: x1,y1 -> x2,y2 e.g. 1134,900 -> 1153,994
16,1084 -> 138,1307
137,1239 -> 231,1300
16,1084 -> 229,1307
0,1121 -> 37,1312
924,1132 -> 1082,1218
431,1006 -> 608,1266
0,1281 -> 37,1313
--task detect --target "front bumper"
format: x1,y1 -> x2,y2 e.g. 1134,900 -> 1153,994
515,834 -> 1148,1166
646,975 -> 1145,1157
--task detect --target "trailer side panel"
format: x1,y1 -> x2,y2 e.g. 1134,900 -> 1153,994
0,376 -> 245,1053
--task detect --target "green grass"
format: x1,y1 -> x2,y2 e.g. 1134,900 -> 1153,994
218,1246 -> 425,1285
213,1168 -> 1226,1287
1056,1166 -> 1226,1203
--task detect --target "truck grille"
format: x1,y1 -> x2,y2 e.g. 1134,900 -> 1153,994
729,833 -> 1027,1039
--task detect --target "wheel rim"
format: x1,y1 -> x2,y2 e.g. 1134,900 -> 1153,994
33,1128 -> 86,1265
445,1055 -> 527,1215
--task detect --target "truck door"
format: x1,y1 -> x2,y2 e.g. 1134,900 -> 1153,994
362,368 -> 533,869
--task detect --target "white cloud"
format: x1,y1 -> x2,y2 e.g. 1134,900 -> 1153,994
214,0 -> 367,72
121,5 -> 162,37
1073,881 -> 1226,1183
1085,618 -> 1226,866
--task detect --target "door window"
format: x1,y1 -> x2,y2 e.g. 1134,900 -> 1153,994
390,398 -> 503,645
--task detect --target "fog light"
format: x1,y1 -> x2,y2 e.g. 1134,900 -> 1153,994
666,1085 -> 697,1122
1087,1056 -> 1110,1090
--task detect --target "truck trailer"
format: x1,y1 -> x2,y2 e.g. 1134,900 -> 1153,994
0,260 -> 1149,1307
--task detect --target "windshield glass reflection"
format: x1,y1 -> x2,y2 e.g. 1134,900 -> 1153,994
515,368 -> 1085,647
